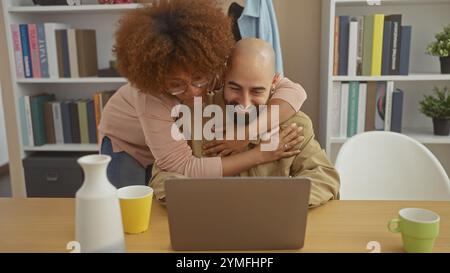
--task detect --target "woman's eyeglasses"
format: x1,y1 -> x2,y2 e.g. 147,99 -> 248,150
165,75 -> 223,96
165,77 -> 210,96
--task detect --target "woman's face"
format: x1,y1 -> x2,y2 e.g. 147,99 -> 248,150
165,68 -> 211,107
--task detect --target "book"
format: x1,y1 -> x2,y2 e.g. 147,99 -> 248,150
55,29 -> 71,78
30,94 -> 54,146
331,82 -> 341,137
399,26 -> 412,76
86,99 -> 97,144
77,100 -> 89,144
52,102 -> 64,144
10,24 -> 25,78
36,23 -> 49,78
384,15 -> 402,75
100,90 -> 116,110
347,81 -> 360,137
76,29 -> 98,77
390,88 -> 404,133
28,24 -> 41,78
365,82 -> 377,131
333,16 -> 340,76
44,23 -> 69,78
18,96 -> 28,146
381,21 -> 393,75
338,16 -> 350,76
371,14 -> 385,76
356,16 -> 364,76
19,24 -> 33,78
55,30 -> 64,79
67,29 -> 79,78
23,96 -> 34,146
44,101 -> 56,144
357,83 -> 367,134
340,83 -> 349,137
69,101 -> 81,143
93,93 -> 101,142
375,82 -> 386,130
60,100 -> 73,143
347,20 -> 359,76
384,81 -> 395,131
362,15 -> 374,76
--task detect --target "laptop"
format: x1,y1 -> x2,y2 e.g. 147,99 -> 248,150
165,177 -> 311,251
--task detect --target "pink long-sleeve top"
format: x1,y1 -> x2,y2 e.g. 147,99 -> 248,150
98,77 -> 307,177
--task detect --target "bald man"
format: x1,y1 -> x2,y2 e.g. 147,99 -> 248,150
222,38 -> 288,133
150,38 -> 340,208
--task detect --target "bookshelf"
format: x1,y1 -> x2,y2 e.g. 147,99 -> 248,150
320,0 -> 450,174
2,0 -> 147,154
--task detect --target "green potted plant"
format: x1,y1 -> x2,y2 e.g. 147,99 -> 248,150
426,24 -> 450,74
419,86 -> 450,136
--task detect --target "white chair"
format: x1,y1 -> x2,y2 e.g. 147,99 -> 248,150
335,131 -> 450,200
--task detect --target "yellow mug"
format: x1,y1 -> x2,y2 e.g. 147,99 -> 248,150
117,185 -> 153,234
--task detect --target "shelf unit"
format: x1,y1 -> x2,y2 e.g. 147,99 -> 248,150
8,3 -> 143,13
23,143 -> 99,152
16,77 -> 127,84
1,0 -> 146,154
333,73 -> 450,82
320,0 -> 450,173
330,127 -> 450,144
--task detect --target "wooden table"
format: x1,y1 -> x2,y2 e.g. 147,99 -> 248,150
0,198 -> 449,253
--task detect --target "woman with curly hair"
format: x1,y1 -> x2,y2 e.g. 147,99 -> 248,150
98,0 -> 307,187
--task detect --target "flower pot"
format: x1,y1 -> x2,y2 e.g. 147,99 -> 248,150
440,56 -> 450,74
432,118 -> 450,136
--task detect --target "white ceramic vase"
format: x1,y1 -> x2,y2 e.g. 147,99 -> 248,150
75,154 -> 126,253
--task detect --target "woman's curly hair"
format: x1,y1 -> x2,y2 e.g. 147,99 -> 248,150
113,0 -> 235,94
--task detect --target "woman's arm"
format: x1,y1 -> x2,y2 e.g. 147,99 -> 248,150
248,77 -> 307,136
203,78 -> 307,156
139,101 -> 222,177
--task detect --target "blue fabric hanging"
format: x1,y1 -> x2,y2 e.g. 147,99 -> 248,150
237,0 -> 284,76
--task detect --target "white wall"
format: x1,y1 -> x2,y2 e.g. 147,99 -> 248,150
0,83 -> 9,166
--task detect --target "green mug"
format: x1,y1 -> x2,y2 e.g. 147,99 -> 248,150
388,208 -> 440,253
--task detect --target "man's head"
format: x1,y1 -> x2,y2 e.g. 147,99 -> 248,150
223,38 -> 278,124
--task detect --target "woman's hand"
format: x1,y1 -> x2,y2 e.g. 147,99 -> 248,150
203,122 -> 304,159
258,123 -> 304,164
202,139 -> 250,157
202,125 -> 251,157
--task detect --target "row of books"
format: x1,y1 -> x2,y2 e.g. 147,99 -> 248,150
18,90 -> 116,147
333,14 -> 412,76
11,23 -> 98,79
330,81 -> 404,138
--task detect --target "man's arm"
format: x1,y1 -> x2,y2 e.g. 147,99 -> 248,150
287,112 -> 340,208
149,164 -> 187,204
